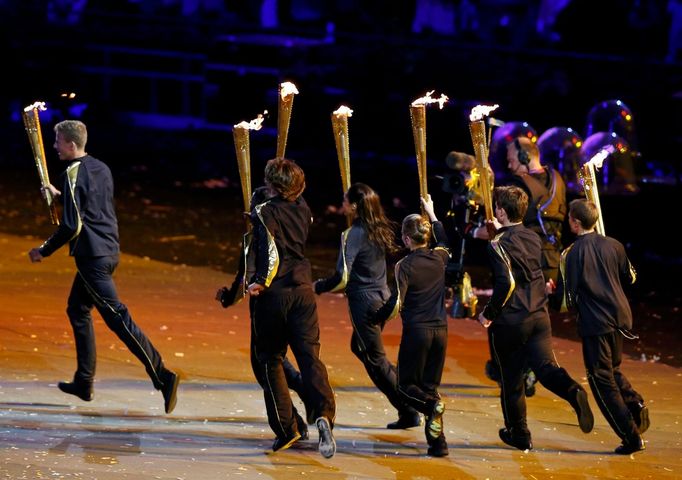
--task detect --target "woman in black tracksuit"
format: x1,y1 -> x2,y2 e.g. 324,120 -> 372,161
375,195 -> 450,457
315,183 -> 421,429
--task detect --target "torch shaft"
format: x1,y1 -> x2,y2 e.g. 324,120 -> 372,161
410,104 -> 429,209
22,107 -> 59,225
233,126 -> 252,229
276,93 -> 295,159
469,120 -> 494,221
580,163 -> 606,235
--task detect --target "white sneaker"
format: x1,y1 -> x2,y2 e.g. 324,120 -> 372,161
316,416 -> 336,458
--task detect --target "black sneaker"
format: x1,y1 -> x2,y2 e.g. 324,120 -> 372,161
272,431 -> 302,452
387,411 -> 423,429
427,435 -> 449,457
572,389 -> 594,433
425,401 -> 445,441
499,428 -> 533,451
316,416 -> 336,458
614,435 -> 645,455
632,403 -> 650,434
295,410 -> 309,441
58,381 -> 93,402
161,370 -> 180,414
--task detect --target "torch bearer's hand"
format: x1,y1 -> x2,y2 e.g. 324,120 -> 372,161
485,221 -> 498,239
478,312 -> 492,328
28,248 -> 43,263
41,184 -> 61,200
420,194 -> 437,222
247,283 -> 265,297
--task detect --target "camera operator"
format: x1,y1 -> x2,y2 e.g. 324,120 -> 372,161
439,151 -> 485,319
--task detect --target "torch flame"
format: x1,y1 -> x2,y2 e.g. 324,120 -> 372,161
24,101 -> 46,113
469,104 -> 499,122
280,82 -> 299,98
332,105 -> 353,117
585,145 -> 616,170
411,90 -> 449,109
234,111 -> 268,131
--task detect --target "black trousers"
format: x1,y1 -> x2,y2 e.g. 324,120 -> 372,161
248,296 -> 308,422
69,255 -> 166,389
253,285 -> 335,440
490,312 -> 582,435
582,332 -> 642,441
396,325 -> 447,415
347,289 -> 417,417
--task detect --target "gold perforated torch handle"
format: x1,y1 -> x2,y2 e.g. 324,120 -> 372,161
331,108 -> 352,193
410,103 -> 428,210
580,163 -> 606,236
22,102 -> 59,225
276,82 -> 298,158
468,104 -> 498,225
232,126 -> 252,220
332,105 -> 353,226
233,112 -> 266,229
469,119 -> 494,221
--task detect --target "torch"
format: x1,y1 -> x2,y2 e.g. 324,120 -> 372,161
468,104 -> 499,236
276,81 -> 299,159
578,145 -> 614,236
410,91 -> 448,212
233,112 -> 267,228
331,105 -> 353,225
22,101 -> 59,225
225,111 -> 266,306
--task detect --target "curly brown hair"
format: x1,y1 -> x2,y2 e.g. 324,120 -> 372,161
264,158 -> 305,201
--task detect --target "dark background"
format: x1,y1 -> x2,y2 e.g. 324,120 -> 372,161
1,0 -> 681,366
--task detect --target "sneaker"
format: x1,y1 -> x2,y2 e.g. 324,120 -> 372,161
425,401 -> 445,441
387,411 -> 423,429
58,381 -> 93,402
614,435 -> 645,455
524,369 -> 537,397
161,370 -> 180,414
572,389 -> 594,433
427,435 -> 449,457
295,410 -> 309,441
632,403 -> 650,434
272,431 -> 302,452
316,416 -> 336,458
499,428 -> 533,451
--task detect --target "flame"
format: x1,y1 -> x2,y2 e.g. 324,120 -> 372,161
280,82 -> 299,98
411,90 -> 449,109
586,145 -> 616,169
333,105 -> 353,117
234,110 -> 268,130
23,101 -> 46,112
469,104 -> 499,121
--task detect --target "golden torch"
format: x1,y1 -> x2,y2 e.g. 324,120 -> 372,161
233,112 -> 267,226
276,81 -> 299,158
468,104 -> 499,235
410,91 -> 448,211
578,145 -> 613,236
331,105 -> 353,225
22,101 -> 59,225
331,105 -> 353,193
226,112 -> 266,306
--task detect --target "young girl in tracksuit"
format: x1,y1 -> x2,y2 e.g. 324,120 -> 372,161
375,194 -> 451,457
